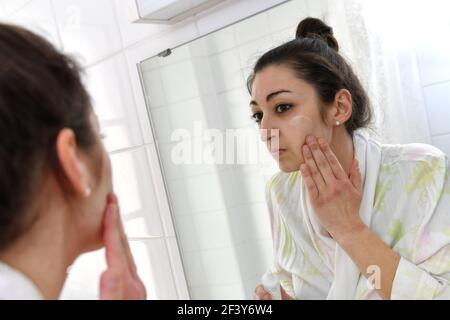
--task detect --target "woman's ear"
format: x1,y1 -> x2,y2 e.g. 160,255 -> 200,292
327,89 -> 353,126
56,128 -> 91,198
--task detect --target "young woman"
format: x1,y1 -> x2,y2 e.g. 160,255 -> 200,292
0,23 -> 145,300
251,18 -> 449,300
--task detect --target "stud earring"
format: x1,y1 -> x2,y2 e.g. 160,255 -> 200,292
336,121 -> 341,126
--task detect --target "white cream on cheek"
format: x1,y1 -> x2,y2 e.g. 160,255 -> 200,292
285,115 -> 313,148
274,115 -> 313,168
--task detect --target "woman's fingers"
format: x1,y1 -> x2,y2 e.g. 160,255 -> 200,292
306,136 -> 335,184
254,285 -> 272,300
104,193 -> 138,278
254,284 -> 291,300
103,199 -> 127,272
99,270 -> 123,300
349,159 -> 362,191
302,144 -> 326,193
317,137 -> 347,180
300,163 -> 319,200
116,203 -> 139,278
101,193 -> 147,300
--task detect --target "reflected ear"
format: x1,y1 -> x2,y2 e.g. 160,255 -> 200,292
331,89 -> 353,125
55,128 -> 91,197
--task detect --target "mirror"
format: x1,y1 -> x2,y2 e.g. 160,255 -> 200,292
138,0 -> 450,299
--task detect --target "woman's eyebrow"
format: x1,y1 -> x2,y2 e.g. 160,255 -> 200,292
266,90 -> 292,102
250,90 -> 292,107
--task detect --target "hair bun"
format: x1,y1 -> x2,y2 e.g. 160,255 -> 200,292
296,17 -> 339,51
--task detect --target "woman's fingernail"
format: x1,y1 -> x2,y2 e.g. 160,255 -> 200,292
107,193 -> 115,204
307,136 -> 315,144
317,137 -> 326,146
303,145 -> 311,156
106,276 -> 119,290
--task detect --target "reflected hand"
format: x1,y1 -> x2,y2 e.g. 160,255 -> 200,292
300,135 -> 364,239
99,193 -> 147,300
254,284 -> 292,300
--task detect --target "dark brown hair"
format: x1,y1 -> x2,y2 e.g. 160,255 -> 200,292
248,17 -> 372,136
0,23 -> 96,251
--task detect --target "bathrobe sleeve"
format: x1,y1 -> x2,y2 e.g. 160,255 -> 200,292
391,247 -> 449,299
265,174 -> 296,299
388,152 -> 450,300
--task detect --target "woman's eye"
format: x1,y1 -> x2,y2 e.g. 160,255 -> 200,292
276,104 -> 292,113
251,112 -> 263,123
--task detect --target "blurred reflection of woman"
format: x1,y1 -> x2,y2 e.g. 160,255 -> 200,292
0,23 -> 145,300
251,18 -> 449,300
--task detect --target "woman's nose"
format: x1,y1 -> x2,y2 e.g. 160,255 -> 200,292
260,120 -> 279,143
261,129 -> 279,141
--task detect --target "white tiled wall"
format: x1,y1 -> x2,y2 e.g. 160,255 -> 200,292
0,0 -> 290,300
2,0 -> 61,48
110,147 -> 164,238
415,6 -> 450,157
52,0 -> 123,66
86,53 -> 144,152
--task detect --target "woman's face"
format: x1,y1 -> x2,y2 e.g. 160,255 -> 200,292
250,65 -> 334,173
76,111 -> 113,252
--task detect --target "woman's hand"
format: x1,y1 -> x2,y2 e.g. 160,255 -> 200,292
99,193 -> 147,300
254,284 -> 292,300
300,135 -> 365,239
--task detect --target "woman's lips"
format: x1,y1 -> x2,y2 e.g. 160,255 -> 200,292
271,148 -> 287,157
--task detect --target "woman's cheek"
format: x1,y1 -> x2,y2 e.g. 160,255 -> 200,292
286,115 -> 313,160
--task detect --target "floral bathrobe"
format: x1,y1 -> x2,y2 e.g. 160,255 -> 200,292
266,130 -> 450,299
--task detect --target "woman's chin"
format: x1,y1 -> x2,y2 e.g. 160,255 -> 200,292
276,152 -> 302,173
278,160 -> 301,173
80,231 -> 104,253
